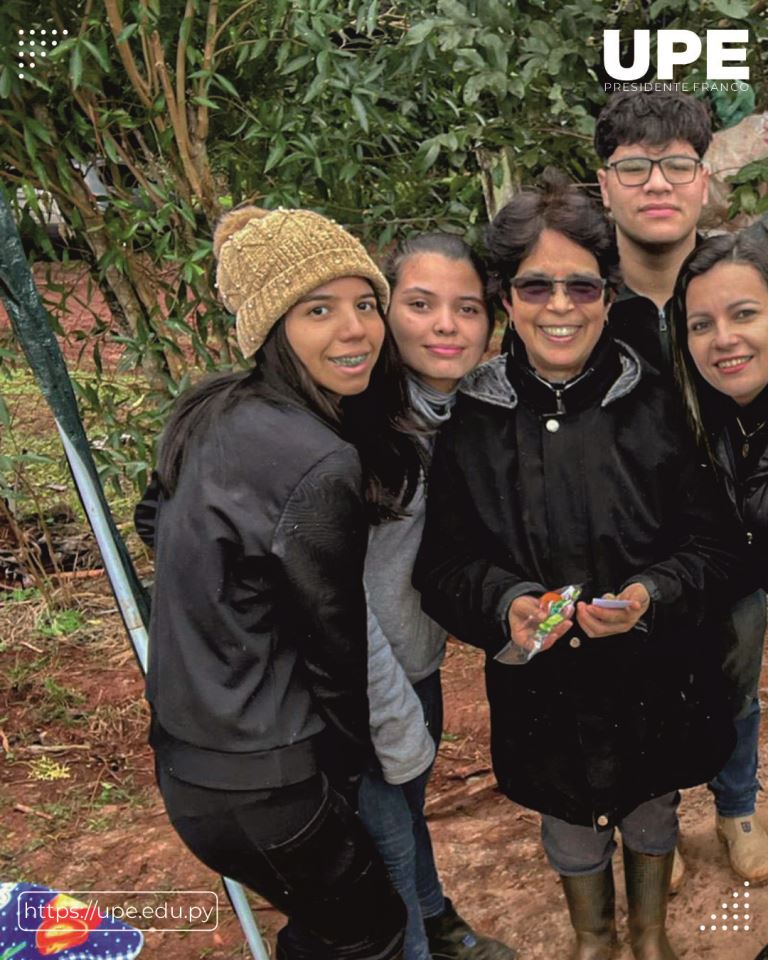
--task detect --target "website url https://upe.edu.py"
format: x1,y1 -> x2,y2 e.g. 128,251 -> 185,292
17,889 -> 219,933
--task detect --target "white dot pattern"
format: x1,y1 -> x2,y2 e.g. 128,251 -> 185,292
16,26 -> 61,72
698,881 -> 755,934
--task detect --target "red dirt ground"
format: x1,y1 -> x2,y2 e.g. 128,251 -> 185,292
2,587 -> 768,960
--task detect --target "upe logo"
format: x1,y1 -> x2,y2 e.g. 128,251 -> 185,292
603,29 -> 749,81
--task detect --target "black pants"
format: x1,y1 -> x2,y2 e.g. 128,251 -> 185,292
156,762 -> 406,959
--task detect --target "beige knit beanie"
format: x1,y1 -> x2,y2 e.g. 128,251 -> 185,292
213,206 -> 390,358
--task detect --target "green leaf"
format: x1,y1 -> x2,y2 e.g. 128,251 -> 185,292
366,0 -> 379,34
82,39 -> 111,73
69,44 -> 83,90
22,124 -> 38,163
0,396 -> 11,429
103,134 -> 121,164
0,67 -> 11,99
179,15 -> 193,44
711,0 -> 750,17
264,137 -> 287,172
25,118 -> 53,145
281,54 -> 314,75
463,74 -> 486,105
214,72 -> 239,98
302,73 -> 326,103
405,20 -> 436,46
421,140 -> 441,170
350,94 -> 369,133
116,23 -> 139,43
47,37 -> 77,61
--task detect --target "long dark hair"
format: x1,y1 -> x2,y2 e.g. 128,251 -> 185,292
671,232 -> 768,457
382,232 -> 496,336
156,310 -> 423,522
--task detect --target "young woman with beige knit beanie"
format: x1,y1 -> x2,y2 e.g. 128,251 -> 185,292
134,206 -> 426,960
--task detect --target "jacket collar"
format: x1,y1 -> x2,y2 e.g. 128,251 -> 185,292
460,338 -> 646,412
613,232 -> 704,308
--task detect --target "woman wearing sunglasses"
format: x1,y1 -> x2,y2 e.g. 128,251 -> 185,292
414,171 -> 740,960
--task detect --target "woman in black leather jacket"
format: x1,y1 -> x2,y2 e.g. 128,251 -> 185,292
414,173 -> 742,960
135,206 -> 423,960
673,232 -> 768,584
672,232 -> 768,887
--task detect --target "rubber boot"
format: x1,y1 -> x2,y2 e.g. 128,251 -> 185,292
424,898 -> 517,959
560,866 -> 618,960
623,846 -> 678,960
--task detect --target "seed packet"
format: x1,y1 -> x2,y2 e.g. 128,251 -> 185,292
494,584 -> 582,666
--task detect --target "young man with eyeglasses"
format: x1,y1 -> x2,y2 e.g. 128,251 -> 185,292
594,89 -> 768,890
595,90 -> 710,370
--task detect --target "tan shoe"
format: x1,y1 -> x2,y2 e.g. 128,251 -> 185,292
668,847 -> 685,896
717,814 -> 768,885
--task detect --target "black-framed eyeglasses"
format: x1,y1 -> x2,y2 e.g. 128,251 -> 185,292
510,275 -> 607,304
604,155 -> 702,187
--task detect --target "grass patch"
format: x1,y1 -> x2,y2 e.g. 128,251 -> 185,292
1,367 -> 159,526
26,756 -> 72,782
36,608 -> 86,638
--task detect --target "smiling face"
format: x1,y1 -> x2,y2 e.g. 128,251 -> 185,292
686,262 -> 768,407
387,252 -> 490,392
503,229 -> 609,382
283,276 -> 385,396
597,139 -> 709,251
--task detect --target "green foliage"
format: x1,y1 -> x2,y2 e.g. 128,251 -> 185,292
1,373 -> 72,517
0,0 -> 766,498
4,586 -> 42,603
27,756 -> 72,781
36,608 -> 85,638
727,157 -> 768,218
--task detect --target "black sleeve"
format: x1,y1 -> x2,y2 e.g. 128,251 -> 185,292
272,446 -> 374,780
629,453 -> 749,627
413,424 -> 545,654
134,471 -> 161,549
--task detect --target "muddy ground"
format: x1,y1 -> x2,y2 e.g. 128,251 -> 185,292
1,580 -> 767,960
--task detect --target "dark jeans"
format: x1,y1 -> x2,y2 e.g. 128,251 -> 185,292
358,671 -> 445,960
155,762 -> 406,960
709,589 -> 767,818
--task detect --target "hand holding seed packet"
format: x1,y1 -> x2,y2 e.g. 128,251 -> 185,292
496,585 -> 582,666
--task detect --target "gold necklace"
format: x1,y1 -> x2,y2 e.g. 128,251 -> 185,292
735,415 -> 768,459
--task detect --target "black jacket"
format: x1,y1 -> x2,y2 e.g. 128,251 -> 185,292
414,339 -> 740,828
715,423 -> 768,587
608,286 -> 672,373
136,397 -> 374,791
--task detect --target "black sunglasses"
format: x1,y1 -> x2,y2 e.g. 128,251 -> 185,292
510,275 -> 607,305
